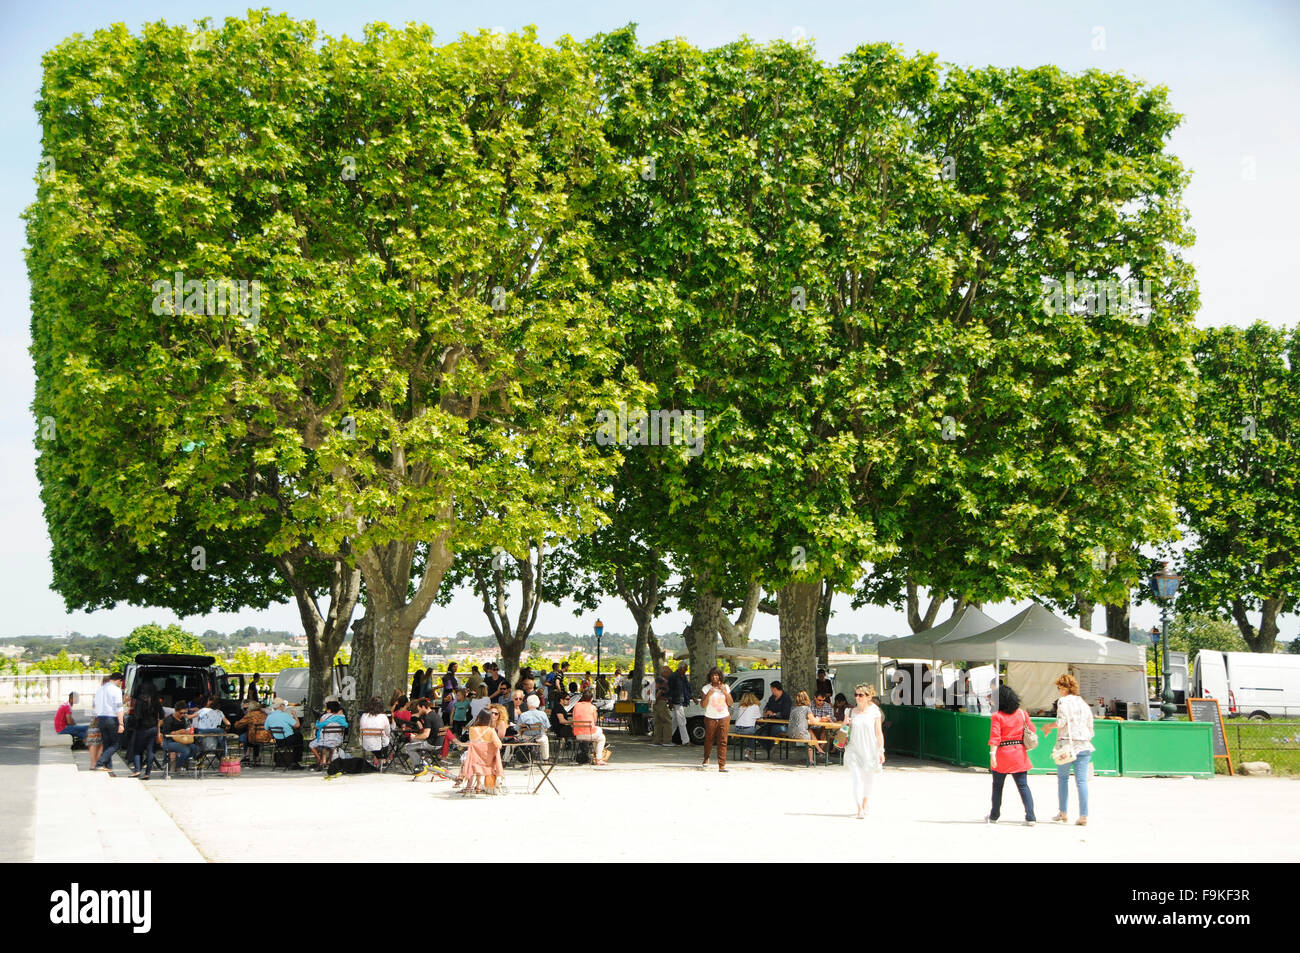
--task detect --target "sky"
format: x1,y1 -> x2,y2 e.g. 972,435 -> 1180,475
1,0 -> 1297,644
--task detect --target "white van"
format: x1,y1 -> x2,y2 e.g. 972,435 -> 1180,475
1192,651 -> 1300,719
679,668 -> 852,744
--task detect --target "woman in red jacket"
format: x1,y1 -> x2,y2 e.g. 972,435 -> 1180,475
986,684 -> 1038,826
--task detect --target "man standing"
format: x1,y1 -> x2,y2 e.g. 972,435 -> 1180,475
816,669 -> 833,700
54,692 -> 88,746
668,661 -> 691,745
92,672 -> 125,771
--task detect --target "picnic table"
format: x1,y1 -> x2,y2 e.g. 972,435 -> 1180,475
730,718 -> 842,765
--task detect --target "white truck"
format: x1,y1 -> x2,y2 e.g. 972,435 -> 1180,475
1191,651 -> 1300,719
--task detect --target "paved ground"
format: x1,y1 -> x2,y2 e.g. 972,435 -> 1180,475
6,706 -> 1298,862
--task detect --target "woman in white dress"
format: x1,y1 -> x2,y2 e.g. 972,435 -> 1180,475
844,684 -> 886,819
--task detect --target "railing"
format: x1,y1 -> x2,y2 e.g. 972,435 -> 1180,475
0,674 -> 109,705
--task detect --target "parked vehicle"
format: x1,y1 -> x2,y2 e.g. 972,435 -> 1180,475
1192,651 -> 1300,719
120,654 -> 245,760
272,664 -> 351,721
679,666 -> 866,744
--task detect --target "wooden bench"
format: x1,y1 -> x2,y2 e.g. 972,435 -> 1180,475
729,733 -> 835,765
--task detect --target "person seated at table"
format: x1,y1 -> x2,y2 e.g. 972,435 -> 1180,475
469,684 -> 492,721
787,691 -> 822,766
733,692 -> 762,760
490,704 -> 516,741
810,690 -> 835,748
161,703 -> 199,771
359,696 -> 394,767
571,691 -> 612,765
761,681 -> 792,754
832,692 -> 850,722
233,701 -> 274,751
264,699 -> 303,767
404,698 -> 442,778
550,690 -> 574,744
54,691 -> 89,747
309,700 -> 348,770
391,694 -> 412,730
512,674 -> 535,705
193,696 -> 231,755
516,694 -> 552,761
504,689 -> 527,725
460,709 -> 504,796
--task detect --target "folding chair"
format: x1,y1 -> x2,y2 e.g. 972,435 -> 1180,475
318,722 -> 348,767
193,733 -> 225,776
360,728 -> 394,772
270,730 -> 304,771
572,716 -> 597,764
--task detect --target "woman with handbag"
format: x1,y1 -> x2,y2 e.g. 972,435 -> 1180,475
1042,673 -> 1095,825
986,684 -> 1038,826
844,685 -> 885,819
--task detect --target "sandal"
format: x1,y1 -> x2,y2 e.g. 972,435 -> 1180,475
1076,817 -> 1088,826
1052,812 -> 1068,823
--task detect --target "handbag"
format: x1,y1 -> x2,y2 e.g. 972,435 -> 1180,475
1051,744 -> 1075,765
1021,711 -> 1039,751
835,720 -> 851,750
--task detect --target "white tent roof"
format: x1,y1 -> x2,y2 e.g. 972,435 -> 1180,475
876,605 -> 1001,659
929,603 -> 1147,666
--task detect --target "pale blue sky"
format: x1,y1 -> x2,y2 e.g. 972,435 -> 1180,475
1,1 -> 1296,642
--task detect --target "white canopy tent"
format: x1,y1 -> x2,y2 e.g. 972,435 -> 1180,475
875,605 -> 1001,659
928,603 -> 1148,714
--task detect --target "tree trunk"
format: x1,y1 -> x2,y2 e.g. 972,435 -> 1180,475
277,552 -> 361,721
684,588 -> 722,694
717,580 -> 761,647
778,580 -> 821,701
1074,595 -> 1095,632
472,546 -> 545,689
354,518 -> 454,711
498,635 -> 528,690
1232,596 -> 1283,653
647,626 -> 666,679
1105,600 -> 1131,642
616,563 -> 661,703
815,581 -> 833,667
347,610 -> 376,730
906,576 -> 945,633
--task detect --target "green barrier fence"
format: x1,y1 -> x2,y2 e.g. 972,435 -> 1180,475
881,705 -> 1210,777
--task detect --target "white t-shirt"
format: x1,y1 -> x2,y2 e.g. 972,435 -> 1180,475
702,683 -> 731,720
359,712 -> 392,750
469,697 -> 491,719
734,704 -> 760,729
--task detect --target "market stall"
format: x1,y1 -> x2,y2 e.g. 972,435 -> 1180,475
878,604 -> 1214,777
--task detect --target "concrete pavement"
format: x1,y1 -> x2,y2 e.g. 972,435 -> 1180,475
4,707 -> 1297,863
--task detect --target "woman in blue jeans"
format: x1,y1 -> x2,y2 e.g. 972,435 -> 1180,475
1043,673 -> 1095,826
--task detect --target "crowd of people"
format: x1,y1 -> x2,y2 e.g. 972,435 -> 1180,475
57,661 -> 1095,823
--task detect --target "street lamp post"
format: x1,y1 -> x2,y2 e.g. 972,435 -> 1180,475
1150,563 -> 1183,721
594,619 -> 604,686
1149,626 -> 1161,715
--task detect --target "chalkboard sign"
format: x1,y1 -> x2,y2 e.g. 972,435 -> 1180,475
1187,697 -> 1233,774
